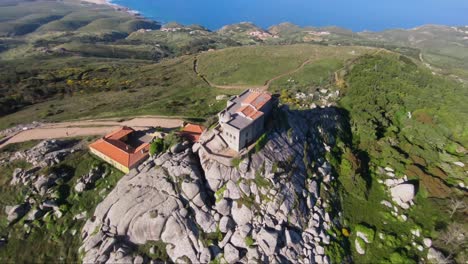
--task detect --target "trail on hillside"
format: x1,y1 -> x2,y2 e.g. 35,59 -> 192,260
193,48 -> 383,91
0,116 -> 184,149
193,54 -> 319,91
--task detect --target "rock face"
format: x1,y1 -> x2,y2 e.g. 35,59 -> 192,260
3,140 -> 78,226
74,166 -> 106,193
81,149 -> 214,263
11,139 -> 76,167
427,248 -> 448,263
390,183 -> 416,208
196,107 -> 345,263
80,107 -> 348,263
6,203 -> 30,223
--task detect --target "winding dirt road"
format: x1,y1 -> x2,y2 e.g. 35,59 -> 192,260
0,116 -> 184,149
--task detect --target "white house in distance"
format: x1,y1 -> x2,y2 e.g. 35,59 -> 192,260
218,89 -> 273,152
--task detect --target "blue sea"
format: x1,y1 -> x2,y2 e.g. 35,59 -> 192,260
112,0 -> 468,31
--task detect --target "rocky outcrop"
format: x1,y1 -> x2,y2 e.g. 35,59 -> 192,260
6,203 -> 30,224
81,149 -> 214,263
3,140 -> 78,226
11,139 -> 76,167
74,166 -> 107,193
390,183 -> 416,208
80,107 -> 348,263
196,107 -> 345,263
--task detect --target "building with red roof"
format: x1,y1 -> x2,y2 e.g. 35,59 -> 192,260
180,123 -> 205,142
218,89 -> 273,151
89,127 -> 150,173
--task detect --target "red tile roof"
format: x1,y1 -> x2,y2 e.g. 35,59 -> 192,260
106,127 -> 133,140
236,90 -> 271,121
180,124 -> 205,142
242,91 -> 272,110
238,105 -> 264,120
89,127 -> 149,169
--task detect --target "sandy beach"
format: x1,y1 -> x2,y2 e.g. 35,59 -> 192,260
80,0 -> 112,5
79,0 -> 141,16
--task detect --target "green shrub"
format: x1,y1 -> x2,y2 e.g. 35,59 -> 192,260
231,157 -> 241,168
254,133 -> 268,153
163,132 -> 181,150
389,252 -> 415,264
149,138 -> 164,156
244,236 -> 255,247
215,184 -> 227,202
254,174 -> 271,189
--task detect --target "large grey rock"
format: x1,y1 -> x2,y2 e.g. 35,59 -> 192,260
26,208 -> 44,221
232,202 -> 252,226
6,203 -> 30,223
74,166 -> 105,193
75,182 -> 86,193
81,150 -> 207,263
170,142 -> 188,154
21,140 -> 75,167
219,216 -> 235,233
230,230 -> 247,249
215,199 -> 231,216
257,228 -> 279,256
390,183 -> 415,207
199,247 -> 212,263
224,243 -> 240,263
182,181 -> 200,200
226,180 -> 241,200
194,208 -> 217,233
10,168 -> 24,185
427,248 -> 447,263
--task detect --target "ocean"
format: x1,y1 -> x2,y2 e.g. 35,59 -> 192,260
111,0 -> 468,31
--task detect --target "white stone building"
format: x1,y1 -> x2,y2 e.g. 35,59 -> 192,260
218,89 -> 273,152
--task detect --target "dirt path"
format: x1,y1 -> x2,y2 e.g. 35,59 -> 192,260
0,116 -> 184,149
194,54 -> 319,91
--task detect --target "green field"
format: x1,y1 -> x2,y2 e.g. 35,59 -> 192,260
196,44 -> 373,86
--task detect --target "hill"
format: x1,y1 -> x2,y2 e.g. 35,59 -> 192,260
0,1 -> 466,262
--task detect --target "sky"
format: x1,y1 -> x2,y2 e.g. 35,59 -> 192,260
112,0 -> 468,31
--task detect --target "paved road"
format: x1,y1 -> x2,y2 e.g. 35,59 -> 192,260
0,116 -> 184,149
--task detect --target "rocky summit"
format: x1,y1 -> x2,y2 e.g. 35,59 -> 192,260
80,107 -> 348,263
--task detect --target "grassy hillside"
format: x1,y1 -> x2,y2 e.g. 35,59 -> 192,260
0,55 -> 240,130
0,2 -> 466,261
0,139 -> 125,262
196,44 -> 373,86
335,54 -> 467,263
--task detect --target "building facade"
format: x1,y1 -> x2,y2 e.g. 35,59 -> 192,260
218,89 -> 273,152
89,127 -> 150,173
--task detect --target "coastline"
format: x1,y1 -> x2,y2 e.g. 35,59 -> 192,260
79,0 -> 141,16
